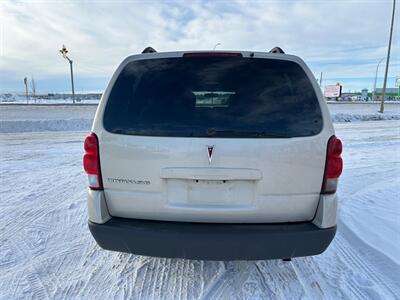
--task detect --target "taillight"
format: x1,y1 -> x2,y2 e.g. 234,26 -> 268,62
83,133 -> 103,190
321,135 -> 343,194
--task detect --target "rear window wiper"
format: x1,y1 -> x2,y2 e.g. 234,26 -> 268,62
206,128 -> 290,138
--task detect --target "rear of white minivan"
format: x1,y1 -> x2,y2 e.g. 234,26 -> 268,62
86,50 -> 342,260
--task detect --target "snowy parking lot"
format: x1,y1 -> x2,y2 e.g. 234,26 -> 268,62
0,104 -> 399,299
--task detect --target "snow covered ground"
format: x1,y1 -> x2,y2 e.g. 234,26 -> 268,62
328,103 -> 400,122
0,94 -> 100,105
0,105 -> 399,299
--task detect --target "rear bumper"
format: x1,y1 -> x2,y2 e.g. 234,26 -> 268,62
88,217 -> 336,261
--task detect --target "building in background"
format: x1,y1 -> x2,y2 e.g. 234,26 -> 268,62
361,88 -> 369,100
375,88 -> 398,94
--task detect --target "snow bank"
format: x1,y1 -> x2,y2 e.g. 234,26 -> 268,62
1,102 -> 399,133
331,112 -> 400,122
1,113 -> 399,133
0,119 -> 93,133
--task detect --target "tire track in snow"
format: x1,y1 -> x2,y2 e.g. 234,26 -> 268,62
10,234 -> 53,299
290,259 -> 326,300
254,260 -> 305,299
332,235 -> 381,300
336,223 -> 399,299
199,263 -> 228,300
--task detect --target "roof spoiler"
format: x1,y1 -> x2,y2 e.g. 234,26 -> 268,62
141,46 -> 285,54
142,47 -> 157,54
269,47 -> 285,54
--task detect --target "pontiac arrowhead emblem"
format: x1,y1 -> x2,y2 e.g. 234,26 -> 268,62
207,145 -> 214,164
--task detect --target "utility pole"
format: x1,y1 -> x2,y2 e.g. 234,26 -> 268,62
23,77 -> 29,104
59,45 -> 75,104
319,72 -> 323,87
372,57 -> 385,101
380,0 -> 396,113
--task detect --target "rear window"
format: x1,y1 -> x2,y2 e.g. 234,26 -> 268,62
103,56 -> 322,138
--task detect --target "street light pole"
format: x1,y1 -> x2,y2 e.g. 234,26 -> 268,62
380,0 -> 396,113
372,57 -> 385,102
213,43 -> 221,50
68,58 -> 75,104
59,45 -> 75,104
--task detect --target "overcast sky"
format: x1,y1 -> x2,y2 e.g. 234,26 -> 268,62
0,0 -> 399,93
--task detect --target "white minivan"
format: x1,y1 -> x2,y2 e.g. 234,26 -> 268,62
84,47 -> 343,260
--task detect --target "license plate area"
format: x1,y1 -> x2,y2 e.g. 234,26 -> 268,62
166,179 -> 255,208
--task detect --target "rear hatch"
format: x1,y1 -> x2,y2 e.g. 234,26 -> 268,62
95,52 -> 332,223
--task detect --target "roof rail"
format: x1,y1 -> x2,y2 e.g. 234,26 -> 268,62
142,47 -> 157,54
269,47 -> 285,54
